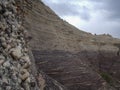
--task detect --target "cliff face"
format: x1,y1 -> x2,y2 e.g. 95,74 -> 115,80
24,0 -> 120,90
1,0 -> 119,90
0,0 -> 66,90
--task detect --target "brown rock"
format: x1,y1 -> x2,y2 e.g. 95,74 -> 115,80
0,59 -> 5,65
10,46 -> 22,59
3,61 -> 10,67
20,69 -> 30,81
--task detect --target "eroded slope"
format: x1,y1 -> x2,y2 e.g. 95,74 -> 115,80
24,0 -> 120,90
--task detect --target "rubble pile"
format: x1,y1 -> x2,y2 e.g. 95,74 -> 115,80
0,0 -> 37,90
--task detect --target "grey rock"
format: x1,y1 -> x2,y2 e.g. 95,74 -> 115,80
0,59 -> 5,65
3,61 -> 10,67
20,69 -> 30,81
10,46 -> 22,60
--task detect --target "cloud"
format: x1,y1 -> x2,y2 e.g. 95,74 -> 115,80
42,0 -> 120,38
105,0 -> 120,21
43,0 -> 120,21
42,0 -> 91,20
89,0 -> 120,21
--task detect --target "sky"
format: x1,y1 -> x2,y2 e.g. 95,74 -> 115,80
42,0 -> 120,38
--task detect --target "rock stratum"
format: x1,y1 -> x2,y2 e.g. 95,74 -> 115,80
0,0 -> 66,90
1,0 -> 120,90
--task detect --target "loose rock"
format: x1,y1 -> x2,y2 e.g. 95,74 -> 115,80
10,46 -> 22,60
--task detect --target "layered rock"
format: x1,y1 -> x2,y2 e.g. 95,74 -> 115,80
0,0 -> 68,90
24,0 -> 120,90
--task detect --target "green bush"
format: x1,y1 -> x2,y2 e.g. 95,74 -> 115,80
100,72 -> 112,84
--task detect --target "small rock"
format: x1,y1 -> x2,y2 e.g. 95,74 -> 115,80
3,61 -> 11,67
0,59 -> 5,65
18,78 -> 22,83
0,23 -> 6,31
2,42 -> 7,48
0,37 -> 6,42
2,78 -> 8,84
20,69 -> 30,81
10,46 -> 22,60
6,86 -> 11,90
0,55 -> 5,59
23,48 -> 28,53
4,11 -> 12,16
6,44 -> 11,51
30,82 -> 36,87
21,56 -> 31,68
23,83 -> 30,90
22,63 -> 30,69
25,77 -> 31,83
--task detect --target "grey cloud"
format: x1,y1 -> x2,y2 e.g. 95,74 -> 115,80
110,29 -> 120,38
105,0 -> 120,21
42,0 -> 91,20
42,0 -> 120,38
43,0 -> 120,21
89,0 -> 120,21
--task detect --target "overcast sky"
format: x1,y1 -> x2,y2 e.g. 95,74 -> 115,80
42,0 -> 120,38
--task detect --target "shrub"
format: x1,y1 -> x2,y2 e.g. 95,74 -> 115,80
100,72 -> 113,84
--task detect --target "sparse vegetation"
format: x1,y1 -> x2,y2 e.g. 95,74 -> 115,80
100,72 -> 113,84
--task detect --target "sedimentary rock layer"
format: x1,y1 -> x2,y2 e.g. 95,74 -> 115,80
0,0 -> 68,90
24,0 -> 120,90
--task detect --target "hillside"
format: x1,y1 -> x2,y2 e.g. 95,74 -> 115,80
24,0 -> 120,90
1,0 -> 120,90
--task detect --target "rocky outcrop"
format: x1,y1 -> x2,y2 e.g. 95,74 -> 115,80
0,0 -> 116,90
24,0 -> 120,90
1,0 -> 118,90
0,0 -> 40,89
0,0 -> 68,90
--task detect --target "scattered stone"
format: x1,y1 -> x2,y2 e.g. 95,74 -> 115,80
0,37 -> 6,42
2,78 -> 8,84
4,11 -> 12,16
0,60 -> 5,65
25,77 -> 31,83
10,46 -> 22,60
6,44 -> 11,51
0,0 -> 37,90
2,42 -> 7,48
21,55 -> 31,68
20,69 -> 30,81
0,55 -> 5,60
3,61 -> 11,67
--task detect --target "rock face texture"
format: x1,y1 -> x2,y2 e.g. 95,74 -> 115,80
24,0 -> 120,90
0,0 -> 67,90
0,0 -> 40,90
1,0 -> 120,90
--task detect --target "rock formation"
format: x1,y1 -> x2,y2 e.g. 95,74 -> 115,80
1,0 -> 120,90
0,0 -> 68,90
24,0 -> 120,90
0,0 -> 40,89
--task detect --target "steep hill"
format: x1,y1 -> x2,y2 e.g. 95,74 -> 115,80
24,0 -> 120,90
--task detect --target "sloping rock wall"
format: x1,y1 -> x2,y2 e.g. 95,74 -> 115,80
24,0 -> 120,90
0,0 -> 68,90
